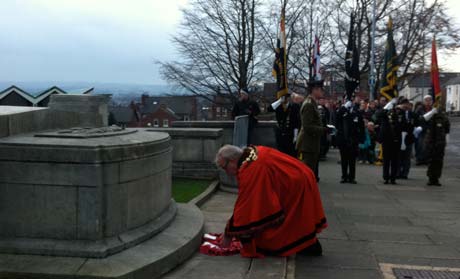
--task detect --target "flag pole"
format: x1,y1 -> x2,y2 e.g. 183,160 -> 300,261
369,0 -> 376,101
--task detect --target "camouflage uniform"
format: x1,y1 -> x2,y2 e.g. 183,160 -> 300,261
296,96 -> 326,181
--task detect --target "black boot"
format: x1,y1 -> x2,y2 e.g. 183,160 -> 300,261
428,179 -> 442,186
298,240 -> 322,256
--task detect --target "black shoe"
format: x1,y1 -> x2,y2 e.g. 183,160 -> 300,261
427,180 -> 442,186
384,180 -> 389,184
391,180 -> 397,185
298,240 -> 322,256
349,180 -> 357,184
340,178 -> 348,183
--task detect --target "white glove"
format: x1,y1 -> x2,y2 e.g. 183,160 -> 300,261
401,131 -> 407,151
423,108 -> 438,121
413,126 -> 423,138
271,96 -> 285,110
326,124 -> 336,134
383,98 -> 397,110
344,100 -> 353,109
293,128 -> 299,143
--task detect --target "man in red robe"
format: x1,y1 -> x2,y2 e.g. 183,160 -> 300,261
215,145 -> 327,257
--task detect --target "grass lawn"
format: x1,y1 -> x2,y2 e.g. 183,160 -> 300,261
172,178 -> 212,203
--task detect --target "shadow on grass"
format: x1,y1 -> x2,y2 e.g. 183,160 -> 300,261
172,178 -> 212,203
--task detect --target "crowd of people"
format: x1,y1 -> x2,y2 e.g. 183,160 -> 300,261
221,81 -> 450,259
231,81 -> 450,186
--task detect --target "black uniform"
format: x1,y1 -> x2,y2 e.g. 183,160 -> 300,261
415,105 -> 431,165
269,102 -> 301,157
318,105 -> 330,159
398,109 -> 416,179
425,112 -> 450,185
379,108 -> 403,184
232,99 -> 261,144
335,106 -> 365,183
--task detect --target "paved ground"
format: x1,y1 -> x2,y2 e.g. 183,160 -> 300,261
162,117 -> 460,279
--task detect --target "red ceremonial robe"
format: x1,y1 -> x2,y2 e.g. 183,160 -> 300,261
225,146 -> 327,257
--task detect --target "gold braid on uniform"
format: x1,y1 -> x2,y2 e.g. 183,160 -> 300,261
237,146 -> 258,168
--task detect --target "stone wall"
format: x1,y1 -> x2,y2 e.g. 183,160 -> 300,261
170,121 -> 277,189
147,128 -> 223,178
0,106 -> 84,138
172,120 -> 277,147
49,94 -> 110,127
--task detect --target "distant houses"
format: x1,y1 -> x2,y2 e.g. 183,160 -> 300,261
110,94 -> 199,128
398,72 -> 460,105
446,76 -> 460,112
0,85 -> 93,107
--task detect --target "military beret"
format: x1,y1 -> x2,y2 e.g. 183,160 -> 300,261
307,79 -> 324,88
399,97 -> 409,104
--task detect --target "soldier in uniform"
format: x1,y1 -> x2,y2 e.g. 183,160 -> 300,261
414,95 -> 433,165
335,99 -> 365,184
296,80 -> 328,182
424,108 -> 450,186
398,99 -> 416,179
318,98 -> 331,159
378,98 -> 403,184
268,94 -> 301,157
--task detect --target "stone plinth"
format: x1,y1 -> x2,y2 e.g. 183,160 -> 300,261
0,106 -> 84,138
171,121 -> 277,189
48,94 -> 111,127
147,128 -> 223,178
0,128 -> 174,258
172,120 -> 277,147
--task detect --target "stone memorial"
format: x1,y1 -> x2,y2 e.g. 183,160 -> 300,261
0,127 -> 174,258
0,99 -> 204,279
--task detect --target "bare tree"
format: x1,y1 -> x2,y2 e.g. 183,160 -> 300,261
326,0 -> 460,95
158,0 -> 264,102
159,0 -> 460,101
260,0 -> 334,86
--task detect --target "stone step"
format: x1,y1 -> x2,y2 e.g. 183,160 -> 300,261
0,203 -> 204,279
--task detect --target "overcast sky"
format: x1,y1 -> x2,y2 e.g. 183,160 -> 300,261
1,0 -> 460,85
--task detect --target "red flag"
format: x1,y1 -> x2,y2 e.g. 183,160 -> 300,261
431,37 -> 441,108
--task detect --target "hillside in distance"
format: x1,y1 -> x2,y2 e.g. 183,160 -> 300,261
0,81 -> 190,105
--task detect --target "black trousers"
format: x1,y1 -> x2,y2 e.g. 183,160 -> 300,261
301,152 -> 319,181
275,129 -> 296,157
383,142 -> 399,181
339,146 -> 357,181
398,144 -> 413,178
427,146 -> 445,181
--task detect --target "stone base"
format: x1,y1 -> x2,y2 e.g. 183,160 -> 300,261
0,203 -> 204,279
173,161 -> 218,178
0,201 -> 177,258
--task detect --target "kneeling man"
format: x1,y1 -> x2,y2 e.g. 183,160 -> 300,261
216,145 -> 327,257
